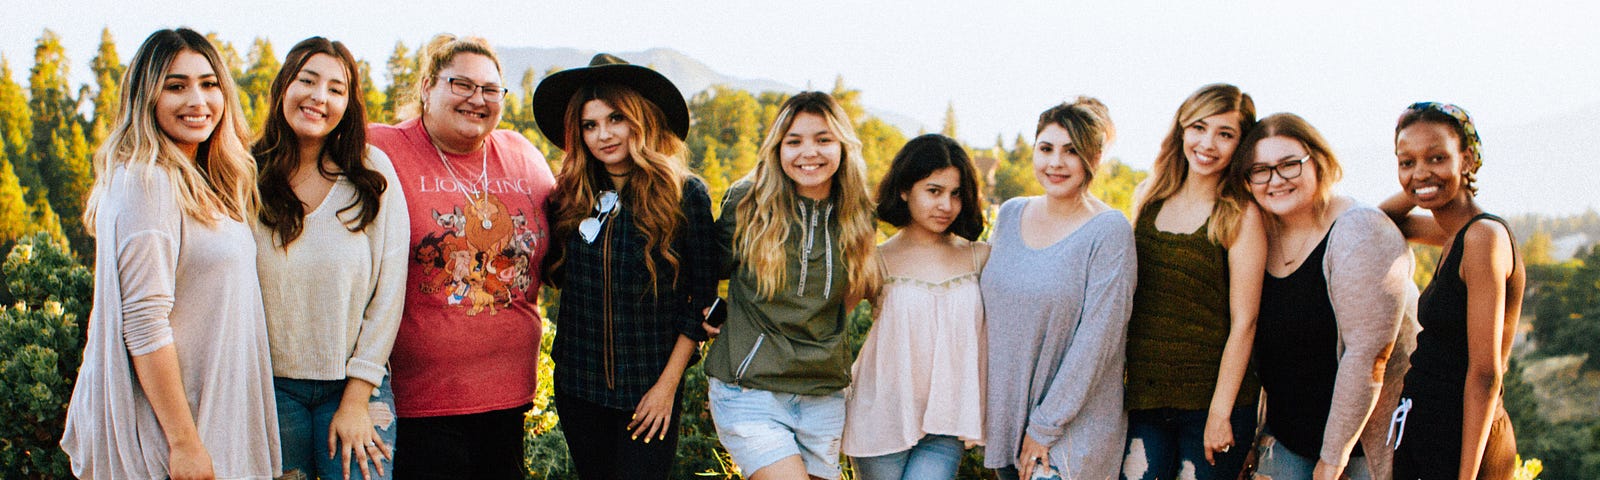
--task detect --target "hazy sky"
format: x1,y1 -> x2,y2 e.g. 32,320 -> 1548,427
5,0 -> 1599,214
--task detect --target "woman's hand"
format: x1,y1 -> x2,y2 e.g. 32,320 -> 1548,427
1017,434 -> 1051,480
1203,410 -> 1234,465
1312,460 -> 1344,480
168,440 -> 215,480
328,379 -> 389,480
329,400 -> 390,480
629,380 -> 678,442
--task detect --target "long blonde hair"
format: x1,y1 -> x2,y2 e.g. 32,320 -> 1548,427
1137,83 -> 1256,246
84,28 -> 257,234
397,33 -> 501,120
734,91 -> 880,301
546,84 -> 691,295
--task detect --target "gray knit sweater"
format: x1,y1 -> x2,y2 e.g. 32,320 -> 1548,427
980,197 -> 1137,478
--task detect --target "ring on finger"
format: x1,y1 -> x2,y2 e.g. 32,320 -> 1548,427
1221,445 -> 1231,453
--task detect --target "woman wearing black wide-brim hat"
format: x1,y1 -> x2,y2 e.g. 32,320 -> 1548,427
534,53 -> 718,479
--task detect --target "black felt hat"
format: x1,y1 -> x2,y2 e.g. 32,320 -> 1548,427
531,53 -> 690,150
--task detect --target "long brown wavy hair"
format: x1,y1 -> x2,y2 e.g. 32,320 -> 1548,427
734,91 -> 880,301
85,28 -> 257,234
544,84 -> 691,295
253,37 -> 386,246
1136,83 -> 1256,246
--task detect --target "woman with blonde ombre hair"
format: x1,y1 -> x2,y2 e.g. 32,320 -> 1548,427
63,28 -> 280,479
532,53 -> 717,479
1122,84 -> 1267,480
368,33 -> 555,479
704,91 -> 881,480
1235,113 -> 1416,480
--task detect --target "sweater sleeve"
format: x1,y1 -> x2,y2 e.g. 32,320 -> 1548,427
114,167 -> 184,356
1319,206 -> 1410,467
676,177 -> 717,342
1026,215 -> 1137,446
348,146 -> 411,385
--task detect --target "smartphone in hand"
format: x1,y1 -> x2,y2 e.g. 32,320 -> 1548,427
704,298 -> 728,327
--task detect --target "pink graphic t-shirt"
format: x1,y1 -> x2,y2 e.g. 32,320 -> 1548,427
370,118 -> 555,417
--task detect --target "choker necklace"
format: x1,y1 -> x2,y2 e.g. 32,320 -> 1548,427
431,140 -> 493,230
606,170 -> 633,177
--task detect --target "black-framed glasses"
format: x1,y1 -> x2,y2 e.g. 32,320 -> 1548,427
444,77 -> 508,103
1247,155 -> 1308,184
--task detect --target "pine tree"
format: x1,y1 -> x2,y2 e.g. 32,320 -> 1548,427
1524,230 -> 1555,264
359,60 -> 387,124
941,101 -> 959,139
88,28 -> 123,144
383,41 -> 417,120
26,29 -> 76,200
205,33 -> 247,81
0,158 -> 32,243
26,195 -> 64,245
699,144 -> 729,209
238,38 -> 279,129
829,76 -> 865,126
44,120 -> 92,257
0,56 -> 31,200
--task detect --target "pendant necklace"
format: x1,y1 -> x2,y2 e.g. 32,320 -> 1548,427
432,141 -> 493,230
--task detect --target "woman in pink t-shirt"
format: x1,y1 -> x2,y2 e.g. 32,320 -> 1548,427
367,33 -> 554,479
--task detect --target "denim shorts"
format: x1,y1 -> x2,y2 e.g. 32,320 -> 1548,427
708,377 -> 847,479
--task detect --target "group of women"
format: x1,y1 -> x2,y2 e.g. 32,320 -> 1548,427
56,27 -> 1523,480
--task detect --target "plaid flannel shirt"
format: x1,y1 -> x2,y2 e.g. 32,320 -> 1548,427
550,177 -> 719,410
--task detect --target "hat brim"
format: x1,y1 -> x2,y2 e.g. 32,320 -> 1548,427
531,64 -> 690,150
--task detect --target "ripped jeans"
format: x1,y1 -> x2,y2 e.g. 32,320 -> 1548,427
274,375 -> 397,480
1121,406 -> 1255,480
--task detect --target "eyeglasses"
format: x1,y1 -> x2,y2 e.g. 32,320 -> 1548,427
444,77 -> 508,103
578,191 -> 620,243
1247,155 -> 1308,185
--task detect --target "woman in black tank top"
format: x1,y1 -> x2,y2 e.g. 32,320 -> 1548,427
1381,102 -> 1525,480
1237,113 -> 1413,480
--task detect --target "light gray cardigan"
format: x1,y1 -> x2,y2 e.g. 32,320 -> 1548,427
1311,204 -> 1420,479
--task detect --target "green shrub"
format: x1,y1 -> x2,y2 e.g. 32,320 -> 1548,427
0,232 -> 91,479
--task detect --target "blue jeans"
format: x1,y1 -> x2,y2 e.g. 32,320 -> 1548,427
1253,432 -> 1371,480
275,376 -> 397,480
994,465 -> 1064,480
850,434 -> 964,480
1121,406 -> 1255,480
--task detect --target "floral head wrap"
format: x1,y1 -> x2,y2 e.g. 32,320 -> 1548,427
1404,101 -> 1483,164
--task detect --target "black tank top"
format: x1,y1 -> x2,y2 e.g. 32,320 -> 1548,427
1405,213 -> 1516,398
1256,228 -> 1362,459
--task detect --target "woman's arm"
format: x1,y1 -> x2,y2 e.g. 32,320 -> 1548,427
1319,208 -> 1411,476
1377,192 -> 1446,245
631,335 -> 696,442
348,147 -> 409,389
115,170 -> 214,479
1457,220 -> 1515,480
130,347 -> 215,480
1022,220 -> 1137,472
1203,204 -> 1266,464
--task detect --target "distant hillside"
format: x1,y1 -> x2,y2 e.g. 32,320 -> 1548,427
497,46 -> 792,97
1491,103 -> 1600,216
495,46 -> 929,134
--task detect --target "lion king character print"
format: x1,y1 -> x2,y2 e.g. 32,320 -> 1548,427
412,192 -> 544,313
